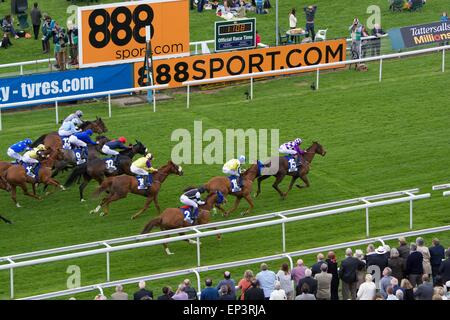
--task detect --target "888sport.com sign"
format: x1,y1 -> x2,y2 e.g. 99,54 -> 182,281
78,0 -> 190,68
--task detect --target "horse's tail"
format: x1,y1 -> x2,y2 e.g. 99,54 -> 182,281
141,217 -> 162,234
92,178 -> 114,198
30,134 -> 47,148
64,163 -> 87,187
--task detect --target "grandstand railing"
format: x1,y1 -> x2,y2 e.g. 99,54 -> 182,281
0,43 -> 447,130
433,183 -> 450,197
16,225 -> 450,300
0,188 -> 431,298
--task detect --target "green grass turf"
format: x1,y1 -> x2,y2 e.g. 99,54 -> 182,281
0,0 -> 449,66
0,48 -> 449,299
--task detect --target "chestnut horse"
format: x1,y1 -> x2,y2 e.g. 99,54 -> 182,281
3,149 -> 65,207
141,191 -> 225,255
90,161 -> 184,219
30,117 -> 108,157
204,163 -> 261,217
255,141 -> 326,199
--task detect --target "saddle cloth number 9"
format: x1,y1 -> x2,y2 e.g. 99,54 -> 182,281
75,150 -> 86,165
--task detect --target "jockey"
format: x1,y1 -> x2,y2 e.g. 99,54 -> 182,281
64,110 -> 83,126
7,138 -> 33,163
68,129 -> 97,158
279,138 -> 306,166
58,118 -> 81,137
223,155 -> 246,190
130,153 -> 158,188
101,137 -> 130,159
22,144 -> 46,177
180,185 -> 207,224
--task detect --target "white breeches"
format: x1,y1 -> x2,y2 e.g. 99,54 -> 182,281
68,136 -> 87,147
223,168 -> 239,176
58,129 -> 75,137
130,165 -> 148,176
102,145 -> 119,156
180,195 -> 198,208
7,148 -> 22,161
279,145 -> 297,155
22,154 -> 39,164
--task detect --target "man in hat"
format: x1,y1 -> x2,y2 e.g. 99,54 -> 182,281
303,5 -> 317,40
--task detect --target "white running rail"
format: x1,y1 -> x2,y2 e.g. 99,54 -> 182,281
433,183 -> 450,197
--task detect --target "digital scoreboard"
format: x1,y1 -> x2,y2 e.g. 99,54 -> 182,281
215,18 -> 256,52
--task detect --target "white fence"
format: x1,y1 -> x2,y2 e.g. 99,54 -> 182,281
433,183 -> 450,197
17,224 -> 450,300
0,188 -> 430,299
0,43 -> 447,130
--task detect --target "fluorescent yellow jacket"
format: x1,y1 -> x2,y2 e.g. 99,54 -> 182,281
132,157 -> 158,173
23,148 -> 41,160
223,159 -> 241,171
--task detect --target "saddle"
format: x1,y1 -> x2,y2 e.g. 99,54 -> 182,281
228,175 -> 243,193
104,158 -> 117,173
60,135 -> 72,150
179,205 -> 197,224
73,147 -> 87,165
136,175 -> 152,190
22,163 -> 40,181
284,155 -> 300,173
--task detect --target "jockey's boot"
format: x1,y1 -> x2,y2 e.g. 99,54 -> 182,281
295,155 -> 302,168
185,212 -> 193,225
193,207 -> 199,221
82,147 -> 88,159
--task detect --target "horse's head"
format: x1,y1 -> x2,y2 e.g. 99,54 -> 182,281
96,135 -> 110,147
132,140 -> 147,156
167,160 -> 184,176
95,117 -> 108,133
312,141 -> 327,156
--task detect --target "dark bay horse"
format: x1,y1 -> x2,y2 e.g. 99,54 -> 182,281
64,140 -> 147,201
30,117 -> 108,157
255,141 -> 326,199
141,191 -> 225,255
204,163 -> 260,217
3,150 -> 65,207
90,161 -> 184,219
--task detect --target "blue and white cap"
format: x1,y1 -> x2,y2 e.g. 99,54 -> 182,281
25,138 -> 32,144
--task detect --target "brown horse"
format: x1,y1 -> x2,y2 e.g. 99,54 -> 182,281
204,163 -> 261,217
90,161 -> 184,219
255,141 -> 326,199
3,150 -> 65,207
140,191 -> 225,255
65,140 -> 147,202
30,117 -> 108,157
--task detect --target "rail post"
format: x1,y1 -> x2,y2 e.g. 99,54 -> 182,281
316,68 -> 320,90
20,65 -> 23,75
379,58 -> 383,82
55,100 -> 59,124
108,94 -> 112,118
250,77 -> 254,100
103,243 -> 111,282
187,85 -> 190,109
7,258 -> 14,299
442,48 -> 446,73
153,90 -> 156,112
0,108 -> 2,131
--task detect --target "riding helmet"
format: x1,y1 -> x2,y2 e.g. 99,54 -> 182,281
295,138 -> 303,145
37,144 -> 46,151
238,155 -> 246,164
145,153 -> 153,160
25,138 -> 32,144
75,110 -> 83,117
118,137 -> 127,143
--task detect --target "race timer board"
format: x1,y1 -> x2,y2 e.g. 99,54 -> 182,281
215,18 -> 256,52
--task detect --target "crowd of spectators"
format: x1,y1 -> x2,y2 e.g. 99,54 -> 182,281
81,237 -> 450,301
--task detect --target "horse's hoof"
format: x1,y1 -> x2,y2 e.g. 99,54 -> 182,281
60,186 -> 66,191
165,248 -> 174,255
100,212 -> 106,217
16,203 -> 21,208
89,210 -> 95,215
80,199 -> 86,202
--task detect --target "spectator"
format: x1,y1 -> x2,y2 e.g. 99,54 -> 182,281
391,277 -> 401,295
370,23 -> 385,56
439,248 -> 450,283
366,245 -> 388,272
244,279 -> 265,300
295,283 -> 316,300
157,286 -> 174,300
433,286 -> 447,301
356,274 -> 376,300
237,270 -> 253,300
41,15 -> 52,54
172,284 -> 189,300
30,3 -> 42,40
379,267 -> 393,299
217,271 -> 236,298
315,263 -> 332,300
1,15 -> 18,49
255,0 -> 263,14
68,25 -> 78,66
55,26 -> 69,71
219,285 -> 235,300
395,289 -> 404,300
311,253 -> 326,276
200,279 -> 219,300
269,281 -> 287,300
400,279 -> 415,300
397,237 -> 410,259
296,268 -> 317,297
276,263 -> 294,300
349,18 -> 364,60
111,284 -> 128,300
406,243 -> 423,287
94,294 -> 107,300
291,259 -> 307,284
429,238 -> 445,283
388,248 -> 405,281
326,251 -> 340,300
133,281 -> 153,300
339,248 -> 365,300
416,237 -> 432,277
354,249 -> 366,290
256,263 -> 277,300
374,293 -> 385,300
183,279 -> 198,300
289,8 -> 297,30
386,286 -> 398,300
414,274 -> 433,300
432,294 -> 443,300
303,5 -> 317,40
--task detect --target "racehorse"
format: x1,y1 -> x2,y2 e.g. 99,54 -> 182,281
30,117 -> 108,157
140,191 -> 225,255
255,141 -> 326,199
64,140 -> 147,201
204,163 -> 261,217
90,161 -> 184,219
3,149 -> 65,207
51,135 -> 110,177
